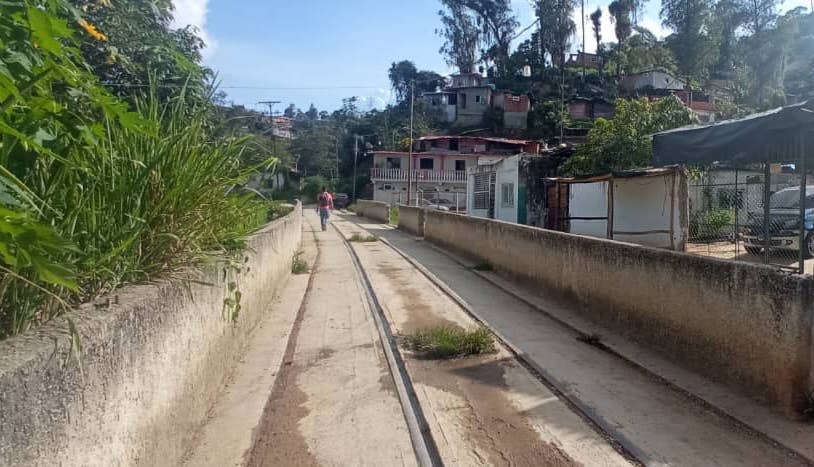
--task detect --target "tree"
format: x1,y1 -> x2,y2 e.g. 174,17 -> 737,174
608,0 -> 634,44
661,0 -> 715,79
612,27 -> 678,75
71,0 -> 211,105
461,0 -> 519,75
536,0 -> 577,67
438,0 -> 481,73
284,104 -> 298,118
740,0 -> 781,34
590,8 -> 603,52
710,0 -> 746,79
562,97 -> 696,175
305,104 -> 319,121
388,61 -> 445,104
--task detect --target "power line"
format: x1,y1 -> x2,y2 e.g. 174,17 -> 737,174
100,82 -> 388,90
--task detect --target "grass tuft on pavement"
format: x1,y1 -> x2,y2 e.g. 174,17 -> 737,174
403,325 -> 496,359
349,233 -> 378,242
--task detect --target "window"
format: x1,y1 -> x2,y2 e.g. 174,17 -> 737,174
475,95 -> 482,104
460,93 -> 467,109
473,173 -> 491,210
419,158 -> 434,170
449,138 -> 459,151
448,94 -> 457,105
455,160 -> 466,171
501,183 -> 515,208
386,157 -> 401,169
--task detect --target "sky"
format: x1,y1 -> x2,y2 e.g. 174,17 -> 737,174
171,0 -> 811,113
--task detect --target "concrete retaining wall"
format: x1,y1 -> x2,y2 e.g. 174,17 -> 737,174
424,210 -> 813,415
397,205 -> 425,237
0,205 -> 303,466
356,199 -> 390,223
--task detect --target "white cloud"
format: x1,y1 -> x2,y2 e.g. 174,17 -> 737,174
171,0 -> 216,59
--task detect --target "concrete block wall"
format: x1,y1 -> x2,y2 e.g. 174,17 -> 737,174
356,200 -> 390,223
397,205 -> 425,237
423,210 -> 813,416
0,205 -> 303,466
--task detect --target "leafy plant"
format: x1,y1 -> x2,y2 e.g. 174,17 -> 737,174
690,209 -> 735,241
402,325 -> 496,359
562,97 -> 696,176
291,253 -> 309,275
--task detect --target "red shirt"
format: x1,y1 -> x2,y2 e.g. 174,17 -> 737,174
317,192 -> 333,209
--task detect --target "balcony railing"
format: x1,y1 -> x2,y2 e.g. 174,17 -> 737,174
370,168 -> 467,183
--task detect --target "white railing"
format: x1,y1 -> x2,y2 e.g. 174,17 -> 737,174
370,168 -> 467,183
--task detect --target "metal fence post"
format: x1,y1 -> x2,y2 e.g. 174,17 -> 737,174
799,135 -> 807,274
763,161 -> 771,265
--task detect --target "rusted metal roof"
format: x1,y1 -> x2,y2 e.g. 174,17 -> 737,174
545,165 -> 681,184
416,135 -> 535,145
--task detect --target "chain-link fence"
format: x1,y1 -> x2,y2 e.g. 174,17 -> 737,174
687,164 -> 811,274
386,189 -> 466,213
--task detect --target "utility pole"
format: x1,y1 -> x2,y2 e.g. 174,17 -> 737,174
407,80 -> 415,206
581,0 -> 586,80
259,100 -> 281,156
353,135 -> 359,202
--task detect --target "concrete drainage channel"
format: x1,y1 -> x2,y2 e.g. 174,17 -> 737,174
332,223 -> 444,467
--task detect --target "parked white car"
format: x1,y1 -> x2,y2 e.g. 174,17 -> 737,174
419,199 -> 450,211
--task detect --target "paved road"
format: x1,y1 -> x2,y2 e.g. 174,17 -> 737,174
342,213 -> 809,467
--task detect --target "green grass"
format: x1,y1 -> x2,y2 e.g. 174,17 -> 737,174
389,207 -> 399,226
349,233 -> 378,242
472,262 -> 494,272
291,253 -> 309,275
402,325 -> 496,359
0,89 -> 272,338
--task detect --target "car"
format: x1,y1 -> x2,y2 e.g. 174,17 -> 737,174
419,199 -> 450,211
333,193 -> 350,209
741,186 -> 814,258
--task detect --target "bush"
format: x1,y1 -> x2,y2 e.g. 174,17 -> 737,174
403,326 -> 496,359
691,209 -> 736,241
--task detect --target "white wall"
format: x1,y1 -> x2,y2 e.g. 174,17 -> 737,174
569,173 -> 684,249
494,156 -> 519,223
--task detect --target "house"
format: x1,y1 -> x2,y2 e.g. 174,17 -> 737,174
566,52 -> 604,69
270,116 -> 294,139
466,145 -> 574,225
621,72 -> 718,122
422,73 -> 530,130
370,135 -> 540,207
567,97 -> 615,121
620,70 -> 686,94
544,167 -> 688,250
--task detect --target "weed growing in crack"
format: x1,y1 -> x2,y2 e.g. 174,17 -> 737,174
292,252 -> 309,274
402,325 -> 496,359
349,233 -> 378,242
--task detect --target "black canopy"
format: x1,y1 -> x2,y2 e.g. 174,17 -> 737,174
652,101 -> 814,166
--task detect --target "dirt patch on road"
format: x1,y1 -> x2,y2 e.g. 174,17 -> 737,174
409,355 -> 576,467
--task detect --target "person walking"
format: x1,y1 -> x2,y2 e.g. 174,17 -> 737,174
316,187 -> 334,231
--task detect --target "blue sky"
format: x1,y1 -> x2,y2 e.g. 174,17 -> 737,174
171,0 -> 810,113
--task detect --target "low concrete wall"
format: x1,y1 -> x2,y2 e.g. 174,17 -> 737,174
424,210 -> 813,415
397,205 -> 425,236
356,199 -> 390,223
0,205 -> 303,466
